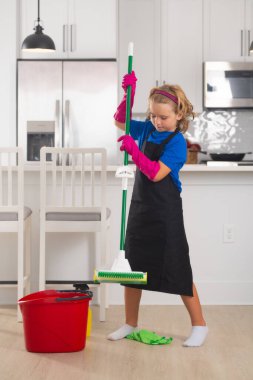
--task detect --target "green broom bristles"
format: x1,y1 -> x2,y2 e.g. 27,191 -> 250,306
94,270 -> 147,284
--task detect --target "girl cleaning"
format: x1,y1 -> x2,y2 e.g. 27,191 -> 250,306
108,71 -> 208,347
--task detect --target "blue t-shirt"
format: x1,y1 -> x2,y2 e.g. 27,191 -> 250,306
130,119 -> 187,192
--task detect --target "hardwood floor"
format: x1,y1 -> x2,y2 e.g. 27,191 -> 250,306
0,305 -> 252,380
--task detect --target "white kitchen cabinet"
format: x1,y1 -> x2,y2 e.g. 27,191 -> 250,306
245,0 -> 253,60
20,0 -> 116,59
69,0 -> 116,58
203,0 -> 253,62
0,0 -> 17,146
118,0 -> 161,114
118,0 -> 203,113
161,0 -> 203,113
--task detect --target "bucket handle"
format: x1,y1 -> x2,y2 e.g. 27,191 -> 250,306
56,291 -> 93,302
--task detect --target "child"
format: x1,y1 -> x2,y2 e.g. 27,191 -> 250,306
108,71 -> 208,347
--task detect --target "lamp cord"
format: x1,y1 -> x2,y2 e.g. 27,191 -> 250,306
38,0 -> 40,22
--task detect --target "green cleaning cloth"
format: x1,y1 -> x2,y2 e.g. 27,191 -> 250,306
126,329 -> 173,345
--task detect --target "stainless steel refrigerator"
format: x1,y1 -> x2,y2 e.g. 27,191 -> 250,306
17,60 -> 118,164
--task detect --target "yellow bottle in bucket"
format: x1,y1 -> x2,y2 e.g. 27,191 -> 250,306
86,308 -> 92,337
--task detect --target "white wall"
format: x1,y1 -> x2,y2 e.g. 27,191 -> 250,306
0,0 -> 18,146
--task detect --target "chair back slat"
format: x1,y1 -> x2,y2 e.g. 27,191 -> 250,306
100,150 -> 106,218
81,153 -> 85,207
0,153 -> 2,206
17,150 -> 24,211
7,153 -> 12,206
52,151 -> 57,206
0,147 -> 24,214
61,153 -> 67,206
40,147 -> 107,213
71,153 -> 76,207
91,153 -> 95,206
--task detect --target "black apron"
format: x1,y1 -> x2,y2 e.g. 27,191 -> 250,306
125,128 -> 193,296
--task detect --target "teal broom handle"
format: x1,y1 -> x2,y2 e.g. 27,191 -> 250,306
120,42 -> 133,250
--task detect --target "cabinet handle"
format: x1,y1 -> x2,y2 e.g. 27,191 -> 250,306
63,25 -> 66,52
63,24 -> 69,52
70,25 -> 73,52
248,30 -> 251,56
241,30 -> 244,56
70,24 -> 76,52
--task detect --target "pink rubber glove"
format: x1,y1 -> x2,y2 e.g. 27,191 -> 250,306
118,135 -> 160,181
114,71 -> 137,123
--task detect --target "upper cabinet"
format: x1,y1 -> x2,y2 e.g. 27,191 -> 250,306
203,0 -> 253,61
161,0 -> 203,113
118,0 -> 161,114
20,0 -> 117,59
118,0 -> 203,113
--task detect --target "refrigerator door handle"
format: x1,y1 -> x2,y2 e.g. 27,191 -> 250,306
55,99 -> 62,165
64,100 -> 70,148
64,100 -> 71,165
54,99 -> 62,165
55,100 -> 61,148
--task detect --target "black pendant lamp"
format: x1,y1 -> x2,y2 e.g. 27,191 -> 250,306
22,0 -> 56,52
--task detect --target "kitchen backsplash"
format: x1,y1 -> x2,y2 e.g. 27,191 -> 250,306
133,110 -> 253,159
187,110 -> 253,157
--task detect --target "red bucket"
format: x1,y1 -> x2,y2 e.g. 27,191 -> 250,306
18,289 -> 92,353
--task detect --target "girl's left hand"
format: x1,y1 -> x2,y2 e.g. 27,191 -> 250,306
117,135 -> 136,155
117,134 -> 161,181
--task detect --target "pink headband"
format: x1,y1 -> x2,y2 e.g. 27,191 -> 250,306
152,90 -> 178,105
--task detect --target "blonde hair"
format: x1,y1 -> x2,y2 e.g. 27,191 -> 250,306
147,84 -> 197,133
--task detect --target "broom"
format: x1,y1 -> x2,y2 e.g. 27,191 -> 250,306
94,42 -> 147,284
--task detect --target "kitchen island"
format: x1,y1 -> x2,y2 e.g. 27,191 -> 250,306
0,163 -> 252,307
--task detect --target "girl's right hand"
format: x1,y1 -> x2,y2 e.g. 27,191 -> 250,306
122,71 -> 137,92
114,71 -> 137,127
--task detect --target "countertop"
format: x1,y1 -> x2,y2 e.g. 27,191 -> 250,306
23,163 -> 253,172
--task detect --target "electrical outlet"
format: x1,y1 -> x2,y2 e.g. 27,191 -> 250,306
223,224 -> 235,243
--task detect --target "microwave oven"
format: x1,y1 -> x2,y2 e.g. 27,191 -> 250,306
204,62 -> 253,108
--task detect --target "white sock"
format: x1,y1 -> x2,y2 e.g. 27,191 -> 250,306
107,324 -> 138,341
183,326 -> 208,347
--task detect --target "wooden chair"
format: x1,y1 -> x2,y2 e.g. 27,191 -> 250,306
39,147 -> 111,321
0,147 -> 32,321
